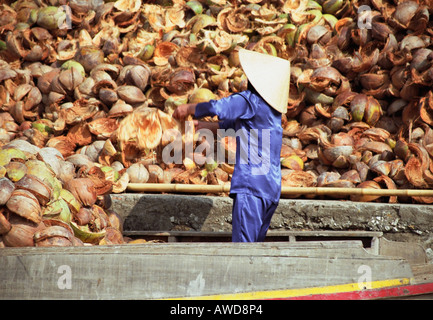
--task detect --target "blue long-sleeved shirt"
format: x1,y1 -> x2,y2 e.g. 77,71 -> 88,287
195,90 -> 283,203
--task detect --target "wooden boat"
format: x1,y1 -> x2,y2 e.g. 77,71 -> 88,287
1,230 -> 432,300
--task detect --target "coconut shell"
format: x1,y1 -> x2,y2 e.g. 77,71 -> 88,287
127,239 -> 148,244
163,167 -> 184,183
166,68 -> 196,95
117,85 -> 146,104
83,166 -> 113,195
46,136 -> 77,158
35,237 -> 73,247
74,207 -> 93,226
6,189 -> 42,224
147,164 -> 164,183
65,178 -> 97,207
15,174 -> 53,206
0,177 -> 15,205
281,170 -> 317,199
70,221 -> 106,244
99,227 -> 124,245
126,163 -> 149,183
34,225 -> 74,247
107,210 -> 123,232
153,42 -> 179,65
88,117 -> 119,139
112,171 -> 130,193
3,214 -> 45,247
67,123 -> 93,146
5,161 -> 27,182
350,181 -> 382,202
0,208 -> 11,235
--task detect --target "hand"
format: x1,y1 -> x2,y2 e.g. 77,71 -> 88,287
173,103 -> 196,121
193,120 -> 220,134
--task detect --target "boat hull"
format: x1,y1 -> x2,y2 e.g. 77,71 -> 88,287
1,240 -> 430,300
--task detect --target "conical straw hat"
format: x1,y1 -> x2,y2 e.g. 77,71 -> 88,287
238,49 -> 290,114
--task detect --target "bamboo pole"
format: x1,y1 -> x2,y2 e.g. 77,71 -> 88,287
128,183 -> 230,193
127,183 -> 433,197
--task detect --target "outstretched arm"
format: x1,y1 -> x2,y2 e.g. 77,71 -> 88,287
173,94 -> 254,130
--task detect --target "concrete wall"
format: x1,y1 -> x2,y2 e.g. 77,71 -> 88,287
109,193 -> 433,249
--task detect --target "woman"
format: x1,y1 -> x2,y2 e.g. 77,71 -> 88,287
173,49 -> 290,242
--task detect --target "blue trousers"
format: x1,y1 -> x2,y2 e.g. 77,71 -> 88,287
231,193 -> 278,242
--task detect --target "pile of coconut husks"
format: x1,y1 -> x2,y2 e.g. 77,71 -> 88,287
2,0 -> 433,246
